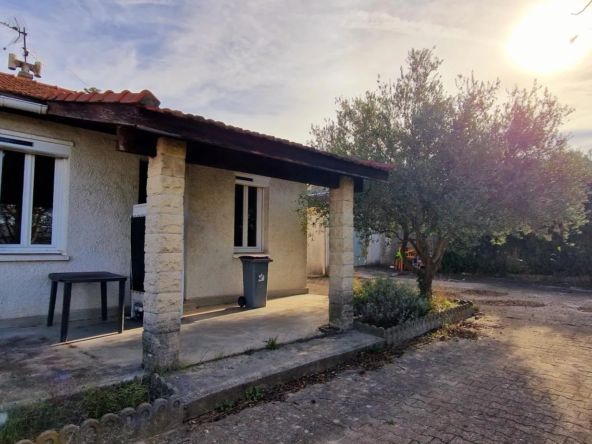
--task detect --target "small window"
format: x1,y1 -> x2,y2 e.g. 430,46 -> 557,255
234,178 -> 265,253
0,134 -> 69,254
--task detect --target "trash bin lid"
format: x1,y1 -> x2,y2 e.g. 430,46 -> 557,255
238,255 -> 273,262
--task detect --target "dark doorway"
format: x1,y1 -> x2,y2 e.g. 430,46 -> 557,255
131,161 -> 148,292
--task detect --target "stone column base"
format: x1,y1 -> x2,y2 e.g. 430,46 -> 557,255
328,176 -> 355,329
142,330 -> 180,372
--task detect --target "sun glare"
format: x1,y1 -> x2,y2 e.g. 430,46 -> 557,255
507,0 -> 592,73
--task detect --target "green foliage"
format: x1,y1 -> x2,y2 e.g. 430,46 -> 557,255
0,379 -> 150,444
442,179 -> 592,278
367,344 -> 385,354
221,400 -> 235,410
244,386 -> 264,402
296,189 -> 329,238
82,379 -> 150,419
83,86 -> 101,93
353,277 -> 363,296
430,292 -> 458,313
264,336 -> 279,350
442,231 -> 592,277
353,278 -> 431,328
0,402 -> 57,444
309,47 -> 592,297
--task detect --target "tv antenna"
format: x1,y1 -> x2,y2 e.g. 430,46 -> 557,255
1,16 -> 28,61
0,16 -> 41,78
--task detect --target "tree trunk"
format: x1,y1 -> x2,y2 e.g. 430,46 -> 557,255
417,261 -> 436,300
399,231 -> 416,273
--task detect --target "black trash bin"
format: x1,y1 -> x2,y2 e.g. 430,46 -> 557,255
238,256 -> 273,309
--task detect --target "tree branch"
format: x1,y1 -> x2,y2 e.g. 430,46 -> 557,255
573,0 -> 591,15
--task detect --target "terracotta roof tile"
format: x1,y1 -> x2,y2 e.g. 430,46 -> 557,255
0,71 -> 392,174
46,89 -> 160,106
0,71 -> 74,99
0,72 -> 160,106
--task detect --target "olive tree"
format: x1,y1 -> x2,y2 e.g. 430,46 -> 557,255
309,48 -> 591,297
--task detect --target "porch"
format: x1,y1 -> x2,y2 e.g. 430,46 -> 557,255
0,90 -> 390,375
0,292 -> 328,409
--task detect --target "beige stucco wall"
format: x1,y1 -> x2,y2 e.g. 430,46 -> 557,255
307,224 -> 327,276
0,111 -> 138,324
0,111 -> 308,324
184,165 -> 307,302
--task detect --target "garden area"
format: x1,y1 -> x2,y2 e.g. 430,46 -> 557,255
351,276 -> 475,346
0,375 -> 180,444
353,277 -> 459,329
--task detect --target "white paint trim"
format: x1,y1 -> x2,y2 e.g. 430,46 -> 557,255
0,128 -> 73,147
233,185 -> 264,253
133,203 -> 147,217
242,185 -> 248,247
20,154 -> 34,246
0,253 -> 69,262
235,172 -> 270,188
52,158 -> 70,253
182,186 -> 188,306
0,95 -> 48,115
0,133 -> 71,158
0,150 -> 69,255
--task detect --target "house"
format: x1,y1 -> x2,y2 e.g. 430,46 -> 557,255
0,64 -> 390,371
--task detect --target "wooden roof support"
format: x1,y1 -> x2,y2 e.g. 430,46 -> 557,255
46,102 -> 389,188
116,126 -> 157,156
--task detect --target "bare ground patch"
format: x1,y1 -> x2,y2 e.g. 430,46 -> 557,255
478,299 -> 545,307
460,289 -> 509,297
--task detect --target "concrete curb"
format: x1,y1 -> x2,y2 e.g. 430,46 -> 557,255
353,301 -> 475,346
169,331 -> 385,421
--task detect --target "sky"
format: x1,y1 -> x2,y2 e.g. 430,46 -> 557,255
1,0 -> 592,151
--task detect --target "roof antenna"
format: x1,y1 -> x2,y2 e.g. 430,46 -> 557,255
1,16 -> 42,79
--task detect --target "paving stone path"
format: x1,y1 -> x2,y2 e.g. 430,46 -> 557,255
162,278 -> 592,444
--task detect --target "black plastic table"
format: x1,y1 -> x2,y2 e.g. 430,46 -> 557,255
47,272 -> 128,342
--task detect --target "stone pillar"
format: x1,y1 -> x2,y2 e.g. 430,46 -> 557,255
328,176 -> 355,329
143,137 -> 186,372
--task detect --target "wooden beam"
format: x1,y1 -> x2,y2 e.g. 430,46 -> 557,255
116,126 -> 157,156
46,102 -> 390,183
137,109 -> 389,182
187,142 -> 343,189
48,102 -> 140,125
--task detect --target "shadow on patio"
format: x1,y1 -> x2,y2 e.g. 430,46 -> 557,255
0,293 -> 328,409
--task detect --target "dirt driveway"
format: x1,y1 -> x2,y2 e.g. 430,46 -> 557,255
171,273 -> 592,444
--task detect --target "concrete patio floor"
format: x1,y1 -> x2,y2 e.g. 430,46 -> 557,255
0,293 -> 328,409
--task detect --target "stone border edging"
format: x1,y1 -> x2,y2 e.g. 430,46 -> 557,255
14,374 -> 181,444
353,301 -> 475,346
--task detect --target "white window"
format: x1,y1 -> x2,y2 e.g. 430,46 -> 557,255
234,174 -> 268,253
0,131 -> 70,254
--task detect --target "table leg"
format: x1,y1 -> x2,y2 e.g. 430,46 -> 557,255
47,281 -> 58,327
60,283 -> 72,343
101,281 -> 108,321
118,279 -> 126,334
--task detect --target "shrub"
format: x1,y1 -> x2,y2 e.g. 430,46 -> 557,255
353,277 -> 363,296
0,379 -> 151,444
353,278 -> 431,328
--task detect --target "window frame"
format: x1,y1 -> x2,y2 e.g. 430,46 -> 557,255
0,130 -> 71,255
234,174 -> 268,254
